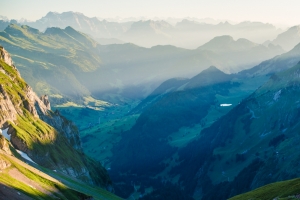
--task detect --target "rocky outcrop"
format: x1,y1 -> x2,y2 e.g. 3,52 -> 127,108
40,111 -> 82,151
0,46 -> 21,77
0,84 -> 18,126
40,95 -> 51,110
0,47 -> 112,188
0,46 -> 13,67
0,158 -> 11,170
0,135 -> 11,170
0,135 -> 11,155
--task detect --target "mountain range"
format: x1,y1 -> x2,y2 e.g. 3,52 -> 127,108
90,40 -> 300,199
1,11 -> 300,200
0,11 -> 286,49
0,24 -> 284,106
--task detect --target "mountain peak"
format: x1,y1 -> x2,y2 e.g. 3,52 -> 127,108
0,46 -> 13,66
186,66 -> 231,89
44,27 -> 65,35
198,35 -> 259,52
205,65 -> 220,72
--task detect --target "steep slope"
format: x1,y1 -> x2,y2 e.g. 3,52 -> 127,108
105,43 -> 300,198
272,25 -> 300,51
197,35 -> 284,72
170,61 -> 300,199
0,47 -> 112,190
0,149 -> 122,200
0,24 -> 100,104
109,66 -> 265,198
230,177 -> 300,200
240,41 -> 300,77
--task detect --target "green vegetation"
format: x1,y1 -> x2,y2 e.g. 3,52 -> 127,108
230,178 -> 300,200
0,48 -> 122,199
81,114 -> 139,168
0,153 -> 89,200
0,24 -> 99,103
0,152 -> 122,200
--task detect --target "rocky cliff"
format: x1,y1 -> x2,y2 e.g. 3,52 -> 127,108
0,46 -> 111,188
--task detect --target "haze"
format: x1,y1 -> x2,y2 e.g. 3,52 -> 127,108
1,0 -> 300,27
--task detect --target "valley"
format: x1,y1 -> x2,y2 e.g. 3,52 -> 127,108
1,4 -> 300,199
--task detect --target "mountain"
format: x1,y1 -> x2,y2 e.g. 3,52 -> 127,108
121,20 -> 174,47
108,66 -> 268,198
240,41 -> 300,77
0,24 -> 100,104
98,41 -> 300,198
25,11 -> 131,39
272,25 -> 300,51
165,61 -> 300,199
0,47 -> 121,199
17,12 -> 283,49
230,177 -> 300,200
0,24 -> 284,106
199,35 -> 262,52
197,36 -> 284,70
0,19 -> 20,31
173,20 -> 282,48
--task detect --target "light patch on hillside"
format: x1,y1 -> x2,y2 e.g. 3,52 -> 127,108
220,104 -> 232,107
0,128 -> 10,141
16,150 -> 37,164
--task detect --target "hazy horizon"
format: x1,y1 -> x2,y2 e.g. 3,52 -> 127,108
1,0 -> 300,28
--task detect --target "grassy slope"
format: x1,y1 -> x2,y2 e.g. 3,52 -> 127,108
0,151 -> 122,200
0,52 -> 118,197
230,178 -> 300,200
0,59 -> 86,170
0,24 -> 99,102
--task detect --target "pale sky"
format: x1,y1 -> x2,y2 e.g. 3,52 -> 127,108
1,0 -> 299,27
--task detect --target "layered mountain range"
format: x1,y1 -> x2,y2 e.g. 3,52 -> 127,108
0,11 -> 286,48
1,12 -> 300,199
0,24 -> 284,105
106,42 -> 300,199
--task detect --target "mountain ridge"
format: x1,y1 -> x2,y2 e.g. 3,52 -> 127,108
0,46 -> 113,192
9,11 -> 283,48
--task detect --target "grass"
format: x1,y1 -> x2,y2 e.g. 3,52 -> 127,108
0,152 -> 122,200
0,153 -> 86,200
230,178 -> 300,200
0,57 -> 110,188
0,24 -> 102,100
81,114 -> 139,168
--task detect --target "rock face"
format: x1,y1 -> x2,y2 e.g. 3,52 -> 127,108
40,95 -> 51,110
0,135 -> 11,170
0,46 -> 13,66
0,46 -> 111,188
0,84 -> 18,125
0,158 -> 10,170
0,135 -> 11,155
40,111 -> 82,151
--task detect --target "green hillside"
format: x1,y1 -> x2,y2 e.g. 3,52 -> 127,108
230,178 -> 300,200
0,47 -> 120,199
0,24 -> 99,103
167,62 -> 300,199
0,150 -> 122,200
